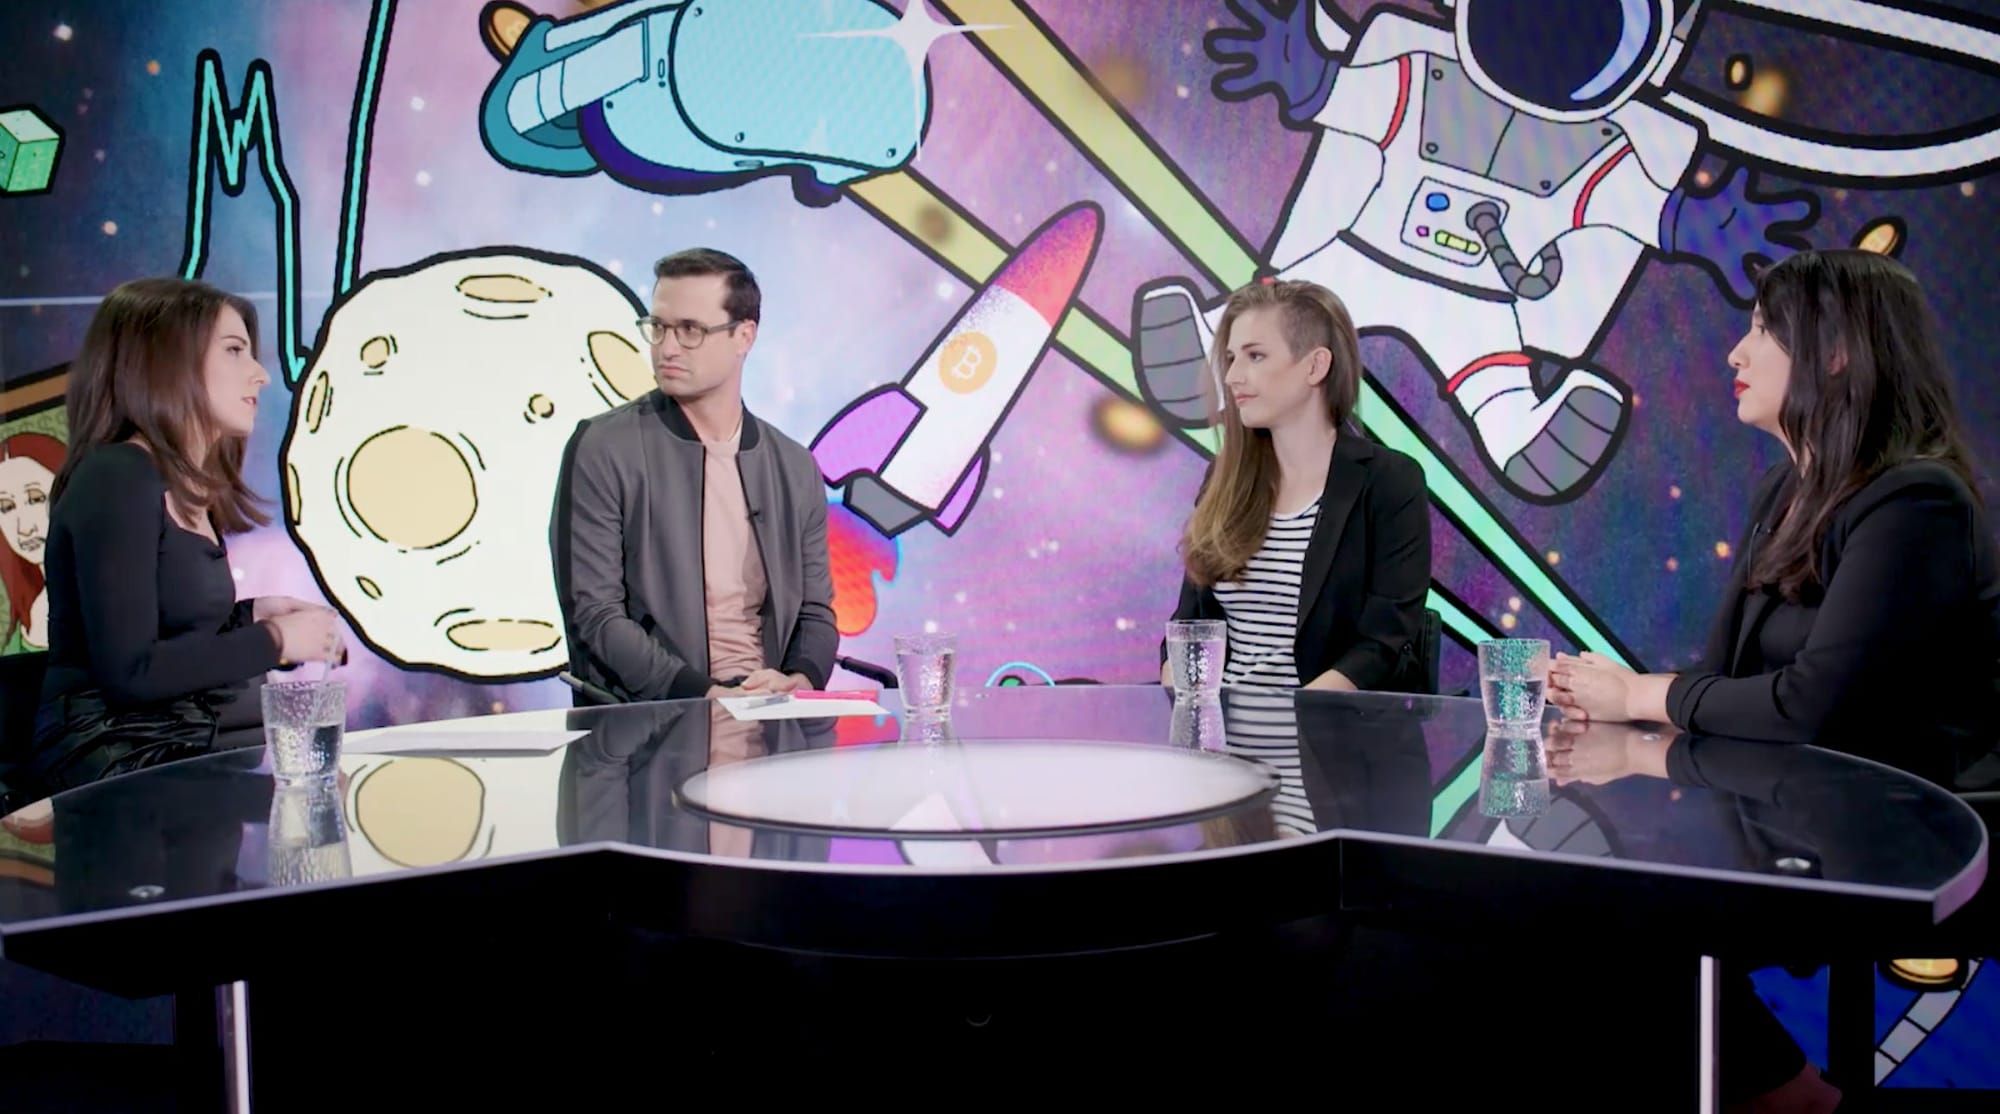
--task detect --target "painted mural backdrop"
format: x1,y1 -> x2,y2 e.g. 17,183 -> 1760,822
3,0 -> 1999,1089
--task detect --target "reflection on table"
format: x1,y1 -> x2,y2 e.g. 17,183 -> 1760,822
0,686 -> 1982,934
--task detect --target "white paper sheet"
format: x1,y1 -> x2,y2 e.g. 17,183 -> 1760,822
717,693 -> 891,721
342,729 -> 589,756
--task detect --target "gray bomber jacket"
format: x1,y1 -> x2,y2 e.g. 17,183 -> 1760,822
550,391 -> 838,701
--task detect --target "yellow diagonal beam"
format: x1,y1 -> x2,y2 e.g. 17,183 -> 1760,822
933,0 -> 1260,289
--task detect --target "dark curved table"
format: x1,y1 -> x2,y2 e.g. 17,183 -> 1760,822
0,685 -> 1986,1109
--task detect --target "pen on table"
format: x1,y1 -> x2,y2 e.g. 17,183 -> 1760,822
736,693 -> 792,709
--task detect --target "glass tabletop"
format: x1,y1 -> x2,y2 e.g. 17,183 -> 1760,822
0,685 -> 1985,928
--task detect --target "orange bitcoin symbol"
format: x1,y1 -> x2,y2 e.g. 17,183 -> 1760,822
937,331 -> 997,394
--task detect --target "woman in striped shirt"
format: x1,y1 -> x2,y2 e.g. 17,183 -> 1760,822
1163,280 -> 1432,693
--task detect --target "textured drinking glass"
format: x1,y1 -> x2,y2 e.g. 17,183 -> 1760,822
266,780 -> 353,885
1166,620 -> 1226,700
894,633 -> 957,717
1478,729 -> 1551,819
262,679 -> 347,782
1478,638 -> 1550,729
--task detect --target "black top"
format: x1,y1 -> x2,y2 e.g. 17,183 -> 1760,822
36,443 -> 280,714
1666,461 -> 2000,788
1169,431 -> 1432,692
0,687 -> 1982,997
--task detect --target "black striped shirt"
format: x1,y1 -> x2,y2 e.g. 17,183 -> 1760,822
1214,500 -> 1318,689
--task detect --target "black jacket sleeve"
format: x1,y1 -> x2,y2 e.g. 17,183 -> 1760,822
62,448 -> 280,707
1327,451 -> 1431,691
1666,478 -> 1974,742
1162,464 -> 1216,667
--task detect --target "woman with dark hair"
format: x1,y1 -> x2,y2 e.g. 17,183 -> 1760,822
16,278 -> 346,800
0,431 -> 65,653
1549,249 -> 2000,787
1164,279 -> 1431,693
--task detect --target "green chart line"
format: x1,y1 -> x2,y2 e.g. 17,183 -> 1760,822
179,51 -> 308,384
337,0 -> 398,297
180,0 -> 397,384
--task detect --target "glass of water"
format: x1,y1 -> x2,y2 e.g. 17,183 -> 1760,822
1165,619 -> 1226,701
262,679 -> 347,782
1478,638 -> 1550,729
894,633 -> 957,718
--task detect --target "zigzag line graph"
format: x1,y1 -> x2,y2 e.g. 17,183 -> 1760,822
178,0 -> 398,386
177,50 -> 307,383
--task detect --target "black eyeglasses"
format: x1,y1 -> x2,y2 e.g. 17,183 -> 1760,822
637,316 -> 742,349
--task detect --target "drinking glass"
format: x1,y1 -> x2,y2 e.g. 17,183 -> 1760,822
1165,620 -> 1226,700
262,679 -> 347,782
1478,638 -> 1550,729
895,633 -> 957,717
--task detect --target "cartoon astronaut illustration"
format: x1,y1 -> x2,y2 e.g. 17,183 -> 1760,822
1138,0 -> 1817,503
477,0 -> 929,207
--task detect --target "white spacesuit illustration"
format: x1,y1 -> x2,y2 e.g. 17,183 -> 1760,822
1142,0 -> 2000,504
1140,0 -> 1761,502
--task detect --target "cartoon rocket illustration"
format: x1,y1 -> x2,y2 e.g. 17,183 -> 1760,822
811,202 -> 1103,537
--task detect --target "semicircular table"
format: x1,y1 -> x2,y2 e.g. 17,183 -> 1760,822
0,685 -> 1985,1110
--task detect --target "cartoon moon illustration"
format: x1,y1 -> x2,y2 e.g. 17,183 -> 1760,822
284,248 -> 652,679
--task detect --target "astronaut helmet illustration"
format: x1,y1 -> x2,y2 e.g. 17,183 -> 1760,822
1449,0 -> 1686,123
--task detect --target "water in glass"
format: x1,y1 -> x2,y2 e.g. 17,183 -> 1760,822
895,634 -> 957,715
1165,620 -> 1225,699
1481,676 -> 1548,728
1477,639 -> 1550,728
263,680 -> 347,781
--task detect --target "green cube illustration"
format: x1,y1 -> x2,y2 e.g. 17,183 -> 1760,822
0,107 -> 63,195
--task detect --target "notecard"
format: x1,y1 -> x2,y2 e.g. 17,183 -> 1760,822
718,691 -> 891,721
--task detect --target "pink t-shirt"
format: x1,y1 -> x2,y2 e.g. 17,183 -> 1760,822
702,425 -> 767,681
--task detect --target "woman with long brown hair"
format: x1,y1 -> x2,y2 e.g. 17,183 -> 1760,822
1549,249 -> 2000,788
10,278 -> 346,802
1164,279 -> 1431,693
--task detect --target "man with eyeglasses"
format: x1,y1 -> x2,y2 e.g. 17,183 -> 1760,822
551,248 -> 836,703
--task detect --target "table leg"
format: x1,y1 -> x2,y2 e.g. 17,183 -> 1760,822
1700,955 -> 1721,1114
1824,959 -> 1874,1093
218,980 -> 252,1112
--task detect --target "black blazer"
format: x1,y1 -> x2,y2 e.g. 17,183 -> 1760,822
1168,431 -> 1432,693
1667,460 -> 2000,784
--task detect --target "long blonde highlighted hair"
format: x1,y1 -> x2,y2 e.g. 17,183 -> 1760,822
1181,280 -> 1361,587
